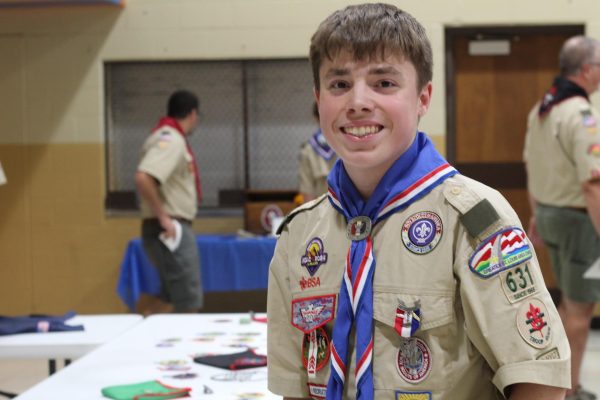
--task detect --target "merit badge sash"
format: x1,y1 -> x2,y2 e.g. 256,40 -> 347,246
325,132 -> 457,400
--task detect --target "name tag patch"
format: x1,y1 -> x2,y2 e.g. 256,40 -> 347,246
291,294 -> 336,333
469,227 -> 532,278
308,383 -> 327,399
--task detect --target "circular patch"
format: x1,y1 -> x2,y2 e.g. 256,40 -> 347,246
516,298 -> 552,349
301,327 -> 330,373
260,204 -> 283,231
396,338 -> 432,383
402,211 -> 443,254
346,216 -> 372,241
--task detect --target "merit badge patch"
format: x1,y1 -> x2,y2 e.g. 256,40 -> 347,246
395,391 -> 432,400
291,294 -> 336,333
300,237 -> 329,276
499,262 -> 537,303
302,327 -> 330,377
588,143 -> 600,157
402,211 -> 443,255
396,338 -> 432,384
308,383 -> 327,399
516,298 -> 552,349
469,227 -> 532,278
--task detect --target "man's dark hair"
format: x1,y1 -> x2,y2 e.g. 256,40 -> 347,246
167,90 -> 199,119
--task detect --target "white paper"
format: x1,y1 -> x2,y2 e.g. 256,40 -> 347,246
583,257 -> 600,280
159,219 -> 182,252
0,161 -> 6,186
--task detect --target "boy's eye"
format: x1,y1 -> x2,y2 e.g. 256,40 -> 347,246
377,80 -> 396,88
328,80 -> 350,90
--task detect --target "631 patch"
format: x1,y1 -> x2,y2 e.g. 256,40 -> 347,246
395,391 -> 432,400
291,294 -> 335,333
469,227 -> 532,278
396,338 -> 432,384
401,211 -> 443,255
516,298 -> 552,349
499,262 -> 537,303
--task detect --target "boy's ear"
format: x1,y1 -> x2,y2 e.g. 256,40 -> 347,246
418,82 -> 433,117
313,87 -> 321,103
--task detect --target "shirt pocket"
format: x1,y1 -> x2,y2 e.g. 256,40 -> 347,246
372,289 -> 456,392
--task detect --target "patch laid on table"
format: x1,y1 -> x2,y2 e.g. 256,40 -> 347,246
401,211 -> 443,255
302,326 -> 330,377
396,338 -> 432,384
516,298 -> 552,349
300,237 -> 329,276
499,262 -> 537,303
308,383 -> 327,399
395,391 -> 432,400
291,294 -> 336,333
469,227 -> 532,278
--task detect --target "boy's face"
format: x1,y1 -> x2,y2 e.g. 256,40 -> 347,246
315,51 -> 432,182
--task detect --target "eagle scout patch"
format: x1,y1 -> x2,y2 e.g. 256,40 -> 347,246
396,338 -> 432,383
499,262 -> 537,303
401,211 -> 443,255
308,383 -> 327,399
516,298 -> 552,349
291,294 -> 335,333
469,227 -> 532,278
300,237 -> 329,276
395,391 -> 432,400
302,327 -> 330,375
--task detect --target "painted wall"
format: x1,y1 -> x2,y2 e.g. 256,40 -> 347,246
1,0 -> 600,314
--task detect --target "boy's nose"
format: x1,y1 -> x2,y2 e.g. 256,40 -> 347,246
346,83 -> 373,115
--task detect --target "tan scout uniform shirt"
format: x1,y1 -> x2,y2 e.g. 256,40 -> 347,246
524,96 -> 600,207
138,126 -> 197,220
267,174 -> 570,400
298,142 -> 337,199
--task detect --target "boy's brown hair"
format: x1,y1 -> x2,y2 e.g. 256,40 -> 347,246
309,3 -> 432,91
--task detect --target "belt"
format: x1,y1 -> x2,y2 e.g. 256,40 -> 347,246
566,207 -> 588,214
143,216 -> 192,225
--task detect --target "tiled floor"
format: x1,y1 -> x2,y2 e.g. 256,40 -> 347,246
1,331 -> 599,398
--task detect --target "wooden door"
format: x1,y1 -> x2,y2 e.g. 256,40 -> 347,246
446,26 -> 584,288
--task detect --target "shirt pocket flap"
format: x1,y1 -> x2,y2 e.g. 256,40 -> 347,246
373,291 -> 454,331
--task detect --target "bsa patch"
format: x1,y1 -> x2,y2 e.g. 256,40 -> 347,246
516,298 -> 552,349
300,237 -> 329,276
395,391 -> 432,400
536,347 -> 560,360
308,383 -> 327,399
260,204 -> 283,232
469,227 -> 532,278
291,294 -> 336,333
588,143 -> 600,157
299,276 -> 321,290
396,338 -> 432,384
401,211 -> 443,255
302,327 -> 330,376
499,262 -> 537,303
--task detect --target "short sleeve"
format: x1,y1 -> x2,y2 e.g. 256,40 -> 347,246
138,131 -> 185,183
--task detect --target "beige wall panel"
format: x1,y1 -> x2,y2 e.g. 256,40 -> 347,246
0,37 -> 24,143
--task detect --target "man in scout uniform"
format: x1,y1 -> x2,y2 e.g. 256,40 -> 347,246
298,102 -> 337,202
135,90 -> 203,314
267,4 -> 571,400
524,35 -> 600,400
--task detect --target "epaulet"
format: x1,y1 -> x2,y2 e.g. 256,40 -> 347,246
442,178 -> 503,241
276,194 -> 328,235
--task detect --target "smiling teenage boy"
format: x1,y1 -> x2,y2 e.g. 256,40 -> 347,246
267,3 -> 570,400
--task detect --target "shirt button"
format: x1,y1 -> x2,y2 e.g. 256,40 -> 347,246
451,186 -> 461,195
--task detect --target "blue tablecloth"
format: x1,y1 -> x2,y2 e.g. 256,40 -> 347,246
117,235 -> 277,310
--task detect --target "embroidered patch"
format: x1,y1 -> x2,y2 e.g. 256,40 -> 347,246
395,391 -> 432,400
308,383 -> 327,399
301,327 -> 330,373
299,276 -> 321,290
516,298 -> 552,349
588,143 -> 600,157
300,237 -> 329,276
536,347 -> 560,360
396,338 -> 432,383
291,294 -> 336,333
469,227 -> 532,278
402,211 -> 443,255
260,204 -> 283,232
582,113 -> 597,128
159,130 -> 173,140
499,262 -> 537,303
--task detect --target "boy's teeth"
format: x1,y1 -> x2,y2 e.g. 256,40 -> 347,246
345,125 -> 377,137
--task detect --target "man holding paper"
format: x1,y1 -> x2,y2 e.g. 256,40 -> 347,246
134,90 -> 203,314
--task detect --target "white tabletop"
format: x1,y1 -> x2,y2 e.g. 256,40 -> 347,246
0,314 -> 143,359
15,313 -> 278,399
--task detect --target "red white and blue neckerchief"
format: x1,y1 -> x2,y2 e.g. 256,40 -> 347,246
153,117 -> 203,203
309,129 -> 336,161
325,132 -> 457,400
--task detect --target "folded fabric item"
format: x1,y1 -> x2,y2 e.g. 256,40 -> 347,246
193,348 -> 267,370
0,311 -> 84,335
101,380 -> 191,400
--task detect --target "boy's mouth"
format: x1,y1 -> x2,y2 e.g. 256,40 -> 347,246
341,125 -> 383,138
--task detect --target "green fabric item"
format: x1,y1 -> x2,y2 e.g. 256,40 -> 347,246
459,198 -> 500,238
101,380 -> 190,400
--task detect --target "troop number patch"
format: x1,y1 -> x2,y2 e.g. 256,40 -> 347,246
499,262 -> 537,303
